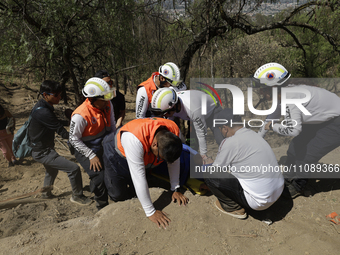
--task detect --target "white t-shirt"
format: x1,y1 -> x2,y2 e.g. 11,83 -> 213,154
273,85 -> 340,136
213,128 -> 284,210
121,132 -> 180,217
170,90 -> 217,155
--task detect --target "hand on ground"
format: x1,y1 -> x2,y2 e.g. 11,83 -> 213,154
148,210 -> 171,229
172,191 -> 189,206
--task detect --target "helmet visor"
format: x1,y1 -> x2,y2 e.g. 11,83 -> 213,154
101,88 -> 116,101
277,72 -> 291,85
170,80 -> 180,86
168,79 -> 182,87
162,76 -> 182,87
251,72 -> 290,88
150,107 -> 174,117
251,77 -> 264,88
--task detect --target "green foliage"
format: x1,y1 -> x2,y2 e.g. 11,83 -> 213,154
0,0 -> 179,99
272,5 -> 340,77
0,0 -> 339,101
179,0 -> 340,79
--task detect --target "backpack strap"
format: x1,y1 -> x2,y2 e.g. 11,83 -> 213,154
27,106 -> 44,123
31,106 -> 44,116
27,106 -> 45,145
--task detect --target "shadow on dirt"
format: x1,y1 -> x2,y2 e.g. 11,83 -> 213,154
247,186 -> 293,223
306,179 -> 340,196
152,190 -> 174,211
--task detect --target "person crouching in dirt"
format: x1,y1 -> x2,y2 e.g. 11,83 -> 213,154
69,77 -> 116,210
102,118 -> 189,229
204,110 -> 284,219
28,80 -> 91,205
150,88 -> 233,165
135,62 -> 185,119
252,62 -> 340,198
0,104 -> 17,167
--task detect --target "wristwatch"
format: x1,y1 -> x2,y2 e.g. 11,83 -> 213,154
174,187 -> 181,192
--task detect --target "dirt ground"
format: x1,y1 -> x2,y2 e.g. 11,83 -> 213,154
0,78 -> 340,255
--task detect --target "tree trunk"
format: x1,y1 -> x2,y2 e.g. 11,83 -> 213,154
61,71 -> 70,104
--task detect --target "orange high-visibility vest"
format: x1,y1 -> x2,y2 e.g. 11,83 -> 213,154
72,98 -> 111,142
137,72 -> 159,104
115,118 -> 180,168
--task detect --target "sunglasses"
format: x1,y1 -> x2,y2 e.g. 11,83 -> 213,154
44,92 -> 62,98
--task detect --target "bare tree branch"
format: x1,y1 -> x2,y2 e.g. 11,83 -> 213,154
280,26 -> 307,59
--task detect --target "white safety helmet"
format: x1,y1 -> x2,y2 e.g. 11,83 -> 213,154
82,77 -> 115,101
150,87 -> 178,114
158,62 -> 181,86
252,62 -> 291,88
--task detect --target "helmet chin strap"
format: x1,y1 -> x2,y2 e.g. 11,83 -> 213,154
159,81 -> 168,88
89,97 -> 99,107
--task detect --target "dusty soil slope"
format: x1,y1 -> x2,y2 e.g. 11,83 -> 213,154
0,79 -> 340,255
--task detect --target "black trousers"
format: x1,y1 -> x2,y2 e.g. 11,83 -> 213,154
204,173 -> 250,212
74,149 -> 108,209
102,132 -> 135,202
284,115 -> 340,191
